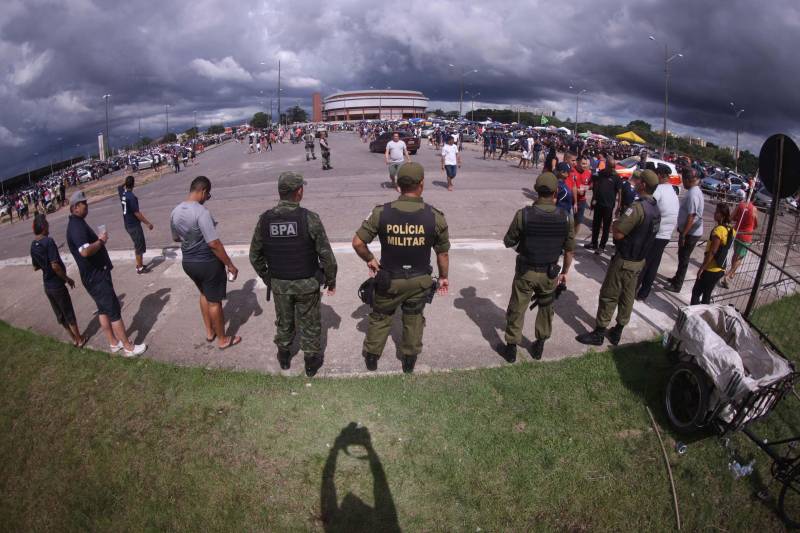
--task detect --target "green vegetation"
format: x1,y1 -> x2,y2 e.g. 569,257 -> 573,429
750,293 -> 800,357
249,111 -> 271,129
1,322 -> 797,531
184,126 -> 199,139
161,132 -> 177,143
207,124 -> 226,135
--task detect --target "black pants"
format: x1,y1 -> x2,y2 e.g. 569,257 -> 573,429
591,206 -> 614,248
691,270 -> 724,305
672,235 -> 700,289
637,238 -> 669,298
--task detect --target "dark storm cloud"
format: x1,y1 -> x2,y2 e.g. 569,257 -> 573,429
0,0 -> 796,177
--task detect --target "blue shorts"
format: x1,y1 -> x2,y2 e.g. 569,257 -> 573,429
445,165 -> 457,178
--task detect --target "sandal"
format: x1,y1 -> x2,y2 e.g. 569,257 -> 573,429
206,333 -> 217,343
74,336 -> 88,348
218,336 -> 242,350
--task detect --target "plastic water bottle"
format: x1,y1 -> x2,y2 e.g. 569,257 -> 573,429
729,460 -> 755,479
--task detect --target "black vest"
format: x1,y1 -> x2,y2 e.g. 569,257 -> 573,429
259,207 -> 319,280
378,202 -> 435,276
616,197 -> 661,262
518,205 -> 570,265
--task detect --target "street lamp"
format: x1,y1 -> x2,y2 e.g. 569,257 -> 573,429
649,35 -> 683,155
193,110 -> 197,134
569,86 -> 587,137
729,102 -> 745,174
102,94 -> 111,158
465,91 -> 481,121
448,64 -> 479,118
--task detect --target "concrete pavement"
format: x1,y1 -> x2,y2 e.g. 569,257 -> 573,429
0,132 -> 709,375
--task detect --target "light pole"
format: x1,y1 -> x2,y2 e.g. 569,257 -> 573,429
569,86 -> 587,137
448,64 -> 478,118
649,35 -> 683,155
165,104 -> 170,136
102,94 -> 111,158
193,110 -> 197,134
466,91 -> 481,121
729,102 -> 745,174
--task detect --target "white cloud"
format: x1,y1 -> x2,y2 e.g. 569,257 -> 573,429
0,125 -> 23,147
9,46 -> 52,86
190,56 -> 253,82
286,76 -> 321,89
50,91 -> 91,113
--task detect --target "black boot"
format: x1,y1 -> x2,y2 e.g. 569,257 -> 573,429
576,328 -> 607,346
503,343 -> 517,363
530,339 -> 545,360
305,354 -> 323,377
402,355 -> 417,374
364,353 -> 379,371
606,325 -> 624,346
277,348 -> 291,370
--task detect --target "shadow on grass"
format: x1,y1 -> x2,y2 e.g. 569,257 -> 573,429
320,423 -> 401,533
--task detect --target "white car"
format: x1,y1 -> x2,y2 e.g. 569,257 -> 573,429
134,156 -> 154,170
615,157 -> 681,188
77,169 -> 93,183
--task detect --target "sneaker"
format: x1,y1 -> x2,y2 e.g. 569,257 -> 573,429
595,246 -> 605,255
109,341 -> 124,353
136,266 -> 149,275
584,243 -> 597,250
576,329 -> 606,346
664,283 -> 682,293
122,343 -> 147,357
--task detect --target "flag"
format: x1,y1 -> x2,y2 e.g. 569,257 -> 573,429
540,115 -> 549,125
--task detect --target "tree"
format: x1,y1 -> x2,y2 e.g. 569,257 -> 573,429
627,120 -> 652,131
136,136 -> 153,148
184,127 -> 199,139
162,132 -> 177,143
285,105 -> 308,124
250,112 -> 270,129
207,124 -> 225,134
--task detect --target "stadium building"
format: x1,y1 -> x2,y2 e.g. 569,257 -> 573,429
320,89 -> 428,121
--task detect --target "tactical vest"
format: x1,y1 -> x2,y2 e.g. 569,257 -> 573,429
616,197 -> 661,262
259,207 -> 319,280
517,206 -> 570,266
378,202 -> 435,277
712,225 -> 734,269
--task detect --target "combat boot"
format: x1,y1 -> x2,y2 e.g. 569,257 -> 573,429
530,339 -> 545,360
364,353 -> 379,371
576,328 -> 607,346
305,354 -> 323,377
277,348 -> 291,370
606,325 -> 624,346
503,343 -> 517,363
402,355 -> 417,374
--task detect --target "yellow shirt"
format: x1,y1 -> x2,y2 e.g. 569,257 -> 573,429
706,224 -> 736,272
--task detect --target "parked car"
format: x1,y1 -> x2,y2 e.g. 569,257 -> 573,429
615,157 -> 681,187
459,131 -> 478,143
134,156 -> 154,170
753,186 -> 773,208
369,131 -> 420,154
76,169 -> 93,183
700,172 -> 746,196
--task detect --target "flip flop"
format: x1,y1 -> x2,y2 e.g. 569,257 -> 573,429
206,334 -> 217,343
218,336 -> 241,350
74,336 -> 88,349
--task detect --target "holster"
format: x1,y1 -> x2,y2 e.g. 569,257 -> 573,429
266,278 -> 272,302
375,269 -> 392,293
425,278 -> 439,304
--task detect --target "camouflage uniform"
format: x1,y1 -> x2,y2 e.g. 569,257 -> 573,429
320,135 -> 331,170
249,200 -> 337,359
303,132 -> 316,161
355,196 -> 449,358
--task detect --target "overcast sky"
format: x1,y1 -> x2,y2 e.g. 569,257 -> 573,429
1,0 -> 797,178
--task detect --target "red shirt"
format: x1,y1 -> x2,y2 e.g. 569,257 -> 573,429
733,201 -> 758,243
568,168 -> 592,203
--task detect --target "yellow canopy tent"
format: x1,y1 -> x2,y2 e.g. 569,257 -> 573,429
615,131 -> 646,144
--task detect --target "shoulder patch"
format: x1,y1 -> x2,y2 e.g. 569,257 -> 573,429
430,205 -> 445,216
624,207 -> 633,217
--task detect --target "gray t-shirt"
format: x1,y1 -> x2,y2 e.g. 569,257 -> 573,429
677,186 -> 704,237
170,201 -> 219,262
386,140 -> 407,163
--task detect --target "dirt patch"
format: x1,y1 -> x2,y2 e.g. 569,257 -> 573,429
616,428 -> 644,439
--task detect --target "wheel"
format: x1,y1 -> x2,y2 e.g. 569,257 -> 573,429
664,362 -> 711,434
780,467 -> 800,528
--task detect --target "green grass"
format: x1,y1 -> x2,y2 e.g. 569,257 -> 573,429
1,321 -> 798,531
751,293 -> 800,358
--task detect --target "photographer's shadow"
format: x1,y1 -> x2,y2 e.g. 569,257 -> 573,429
320,423 -> 401,533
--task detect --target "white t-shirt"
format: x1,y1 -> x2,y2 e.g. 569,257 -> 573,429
386,140 -> 407,163
441,144 -> 459,166
653,183 -> 680,240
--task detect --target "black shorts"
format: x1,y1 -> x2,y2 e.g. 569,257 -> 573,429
182,260 -> 227,303
126,225 -> 146,256
85,272 -> 122,322
45,285 -> 77,327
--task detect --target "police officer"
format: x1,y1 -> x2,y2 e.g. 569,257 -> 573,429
319,131 -> 332,170
249,171 -> 337,377
303,128 -> 317,161
352,162 -> 450,373
576,169 -> 661,346
503,172 -> 575,361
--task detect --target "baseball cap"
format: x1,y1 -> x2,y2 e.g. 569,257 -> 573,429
633,169 -> 659,189
69,190 -> 88,207
555,162 -> 571,174
396,162 -> 425,188
278,171 -> 306,194
534,172 -> 558,193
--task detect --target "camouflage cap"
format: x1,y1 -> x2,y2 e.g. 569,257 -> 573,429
396,162 -> 425,188
278,171 -> 306,194
633,169 -> 659,189
534,172 -> 558,193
